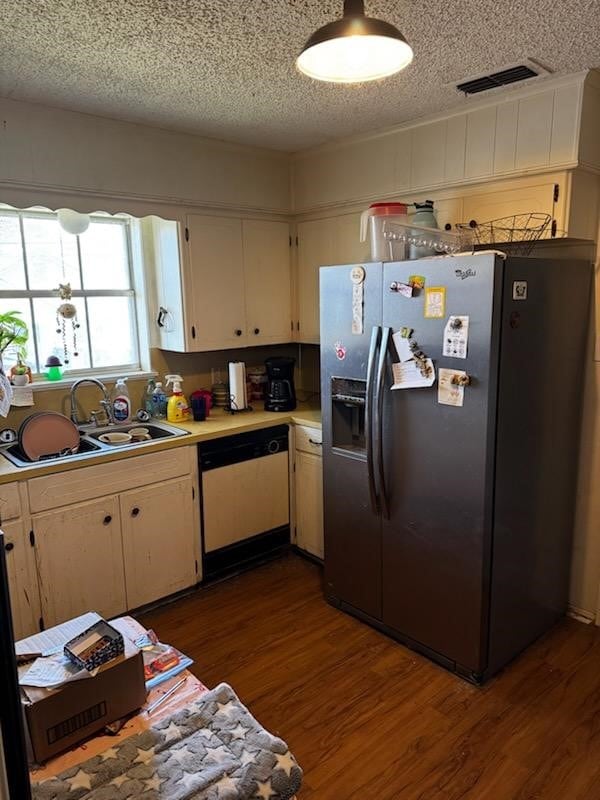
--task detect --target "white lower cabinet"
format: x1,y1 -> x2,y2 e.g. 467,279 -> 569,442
2,518 -> 40,640
34,496 -> 126,628
294,426 -> 324,560
120,477 -> 197,609
24,446 -> 200,630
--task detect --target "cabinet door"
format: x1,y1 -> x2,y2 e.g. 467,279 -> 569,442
296,218 -> 336,343
2,520 -> 41,640
295,451 -> 324,559
186,214 -> 247,349
462,182 -> 557,229
242,219 -> 292,345
34,497 -> 126,628
121,477 -> 197,609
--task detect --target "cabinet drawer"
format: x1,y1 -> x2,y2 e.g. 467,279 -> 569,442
295,425 -> 323,455
0,483 -> 22,522
28,446 -> 194,513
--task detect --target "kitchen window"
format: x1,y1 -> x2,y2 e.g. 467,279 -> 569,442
0,208 -> 142,376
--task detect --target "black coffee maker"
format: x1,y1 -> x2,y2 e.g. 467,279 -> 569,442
264,357 -> 296,412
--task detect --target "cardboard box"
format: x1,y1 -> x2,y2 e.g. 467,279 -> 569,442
21,639 -> 146,764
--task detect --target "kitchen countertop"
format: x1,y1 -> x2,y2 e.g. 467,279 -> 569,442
0,404 -> 321,485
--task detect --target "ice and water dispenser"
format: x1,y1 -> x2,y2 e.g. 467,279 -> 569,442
331,377 -> 367,454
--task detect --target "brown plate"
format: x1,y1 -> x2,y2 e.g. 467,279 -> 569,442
18,412 -> 80,461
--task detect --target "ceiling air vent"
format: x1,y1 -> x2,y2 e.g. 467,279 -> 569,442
456,63 -> 543,96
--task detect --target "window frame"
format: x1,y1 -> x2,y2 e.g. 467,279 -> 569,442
0,208 -> 143,378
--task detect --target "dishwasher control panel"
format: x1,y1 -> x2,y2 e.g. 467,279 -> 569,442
198,425 -> 289,471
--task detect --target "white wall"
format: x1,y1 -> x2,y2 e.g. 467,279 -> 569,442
0,97 -> 291,214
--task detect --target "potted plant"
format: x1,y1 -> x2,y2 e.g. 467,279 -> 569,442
0,310 -> 30,379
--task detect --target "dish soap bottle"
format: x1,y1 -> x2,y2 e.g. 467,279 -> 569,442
143,378 -> 156,417
165,375 -> 189,422
112,378 -> 131,423
151,381 -> 167,420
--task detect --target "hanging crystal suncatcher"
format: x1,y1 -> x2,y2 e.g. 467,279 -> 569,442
55,283 -> 80,365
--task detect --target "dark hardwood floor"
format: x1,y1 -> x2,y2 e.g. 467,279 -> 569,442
140,554 -> 600,800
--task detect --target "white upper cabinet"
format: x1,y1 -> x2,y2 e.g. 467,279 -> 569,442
494,100 -> 519,174
151,213 -> 292,352
242,219 -> 292,345
292,76 -> 586,212
296,217 -> 335,343
465,107 -> 497,179
445,115 -> 466,184
515,91 -> 554,170
187,215 -> 247,349
410,120 -> 447,190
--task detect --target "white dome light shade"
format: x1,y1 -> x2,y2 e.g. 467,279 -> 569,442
296,0 -> 413,84
57,208 -> 91,235
297,34 -> 413,84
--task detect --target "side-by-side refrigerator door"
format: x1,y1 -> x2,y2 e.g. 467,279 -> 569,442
320,262 -> 383,620
380,254 -> 502,676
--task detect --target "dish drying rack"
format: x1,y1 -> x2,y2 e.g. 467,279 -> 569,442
382,220 -> 472,258
455,213 -> 553,255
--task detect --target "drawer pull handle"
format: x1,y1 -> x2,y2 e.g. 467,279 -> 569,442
254,328 -> 260,335
103,515 -> 112,525
4,542 -> 14,552
235,329 -> 242,336
308,439 -> 322,446
131,507 -> 140,517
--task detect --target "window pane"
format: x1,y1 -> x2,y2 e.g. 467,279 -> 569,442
79,221 -> 130,290
33,297 -> 91,372
0,300 -> 35,371
22,216 -> 81,290
87,297 -> 138,368
0,214 -> 26,290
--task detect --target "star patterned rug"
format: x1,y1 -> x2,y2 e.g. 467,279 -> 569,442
31,683 -> 302,800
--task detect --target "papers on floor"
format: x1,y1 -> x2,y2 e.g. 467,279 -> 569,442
17,611 -> 102,688
19,654 -> 95,688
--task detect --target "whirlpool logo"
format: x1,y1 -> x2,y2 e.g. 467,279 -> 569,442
455,268 -> 476,280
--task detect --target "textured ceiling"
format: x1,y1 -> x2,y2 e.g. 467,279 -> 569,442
1,0 -> 599,152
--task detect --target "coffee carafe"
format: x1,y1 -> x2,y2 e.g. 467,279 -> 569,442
264,357 -> 296,412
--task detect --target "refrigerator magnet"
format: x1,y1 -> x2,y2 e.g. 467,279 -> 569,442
334,341 -> 347,361
350,266 -> 365,335
442,315 -> 469,359
424,287 -> 446,319
438,368 -> 466,407
409,274 -> 426,291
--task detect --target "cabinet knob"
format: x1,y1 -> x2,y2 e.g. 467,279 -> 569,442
103,515 -> 112,525
131,507 -> 140,517
235,329 -> 242,337
4,542 -> 14,552
444,223 -> 452,231
254,328 -> 260,335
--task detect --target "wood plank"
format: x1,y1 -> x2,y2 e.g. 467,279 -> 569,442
140,555 -> 600,800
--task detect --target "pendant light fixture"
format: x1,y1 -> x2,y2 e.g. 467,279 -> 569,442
296,0 -> 413,84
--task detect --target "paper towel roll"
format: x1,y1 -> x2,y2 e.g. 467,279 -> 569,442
228,362 -> 247,411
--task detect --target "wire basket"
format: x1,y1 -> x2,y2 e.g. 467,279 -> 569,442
456,213 -> 552,255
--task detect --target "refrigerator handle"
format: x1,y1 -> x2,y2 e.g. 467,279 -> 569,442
365,325 -> 381,514
375,326 -> 391,520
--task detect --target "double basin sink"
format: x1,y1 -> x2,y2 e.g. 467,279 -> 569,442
2,421 -> 190,469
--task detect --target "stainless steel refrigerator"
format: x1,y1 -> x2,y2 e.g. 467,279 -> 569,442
320,252 -> 591,683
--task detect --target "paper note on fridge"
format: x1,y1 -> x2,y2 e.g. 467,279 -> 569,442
391,359 -> 436,390
443,316 -> 469,359
438,368 -> 466,407
392,331 -> 414,362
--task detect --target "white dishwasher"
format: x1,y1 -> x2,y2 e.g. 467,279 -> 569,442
198,425 -> 290,579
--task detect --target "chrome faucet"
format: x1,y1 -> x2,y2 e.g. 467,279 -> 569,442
70,378 -> 114,426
